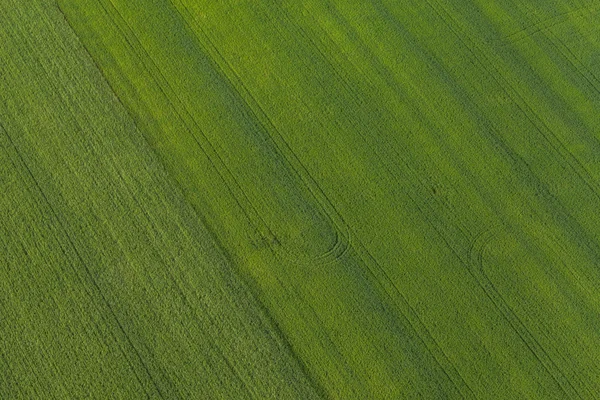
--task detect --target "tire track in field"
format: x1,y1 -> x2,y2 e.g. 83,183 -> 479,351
90,0 -> 346,268
467,228 -> 574,398
51,0 -> 584,396
347,232 -> 475,400
283,0 -> 481,244
0,120 -> 160,400
272,273 -> 362,397
457,0 -> 600,255
387,0 -> 600,262
171,3 -> 478,397
547,30 -> 600,98
507,6 -> 600,111
169,4 -> 479,395
169,0 -> 351,267
56,3 -> 332,397
428,0 -> 600,212
413,3 -> 591,398
85,0 -> 280,250
173,0 -> 351,267
74,2 -> 283,397
469,227 -> 598,399
169,3 -> 348,267
23,3 -> 448,396
304,3 -> 600,396
270,5 -> 507,394
5,10 -> 187,393
248,3 -> 492,396
496,5 -> 600,46
470,0 -> 600,287
267,1 -> 479,264
485,1 -> 600,137
327,1 -> 591,396
201,230 -> 332,400
100,156 -> 253,398
7,10 -> 267,394
61,58 -> 251,396
60,2 -> 334,396
1,20 -> 166,392
525,233 -> 600,388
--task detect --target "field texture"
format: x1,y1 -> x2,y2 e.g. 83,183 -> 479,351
2,0 -> 600,398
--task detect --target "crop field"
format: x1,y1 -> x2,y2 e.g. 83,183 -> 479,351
2,0 -> 600,398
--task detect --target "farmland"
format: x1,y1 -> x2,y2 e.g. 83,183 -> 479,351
2,0 -> 600,398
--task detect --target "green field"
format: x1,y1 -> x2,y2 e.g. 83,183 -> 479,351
2,0 -> 600,398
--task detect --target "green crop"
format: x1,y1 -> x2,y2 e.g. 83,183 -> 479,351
3,0 -> 600,398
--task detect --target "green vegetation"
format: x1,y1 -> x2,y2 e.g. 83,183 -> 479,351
2,0 -> 600,398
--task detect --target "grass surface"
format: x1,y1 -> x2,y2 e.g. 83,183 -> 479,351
3,0 -> 600,398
